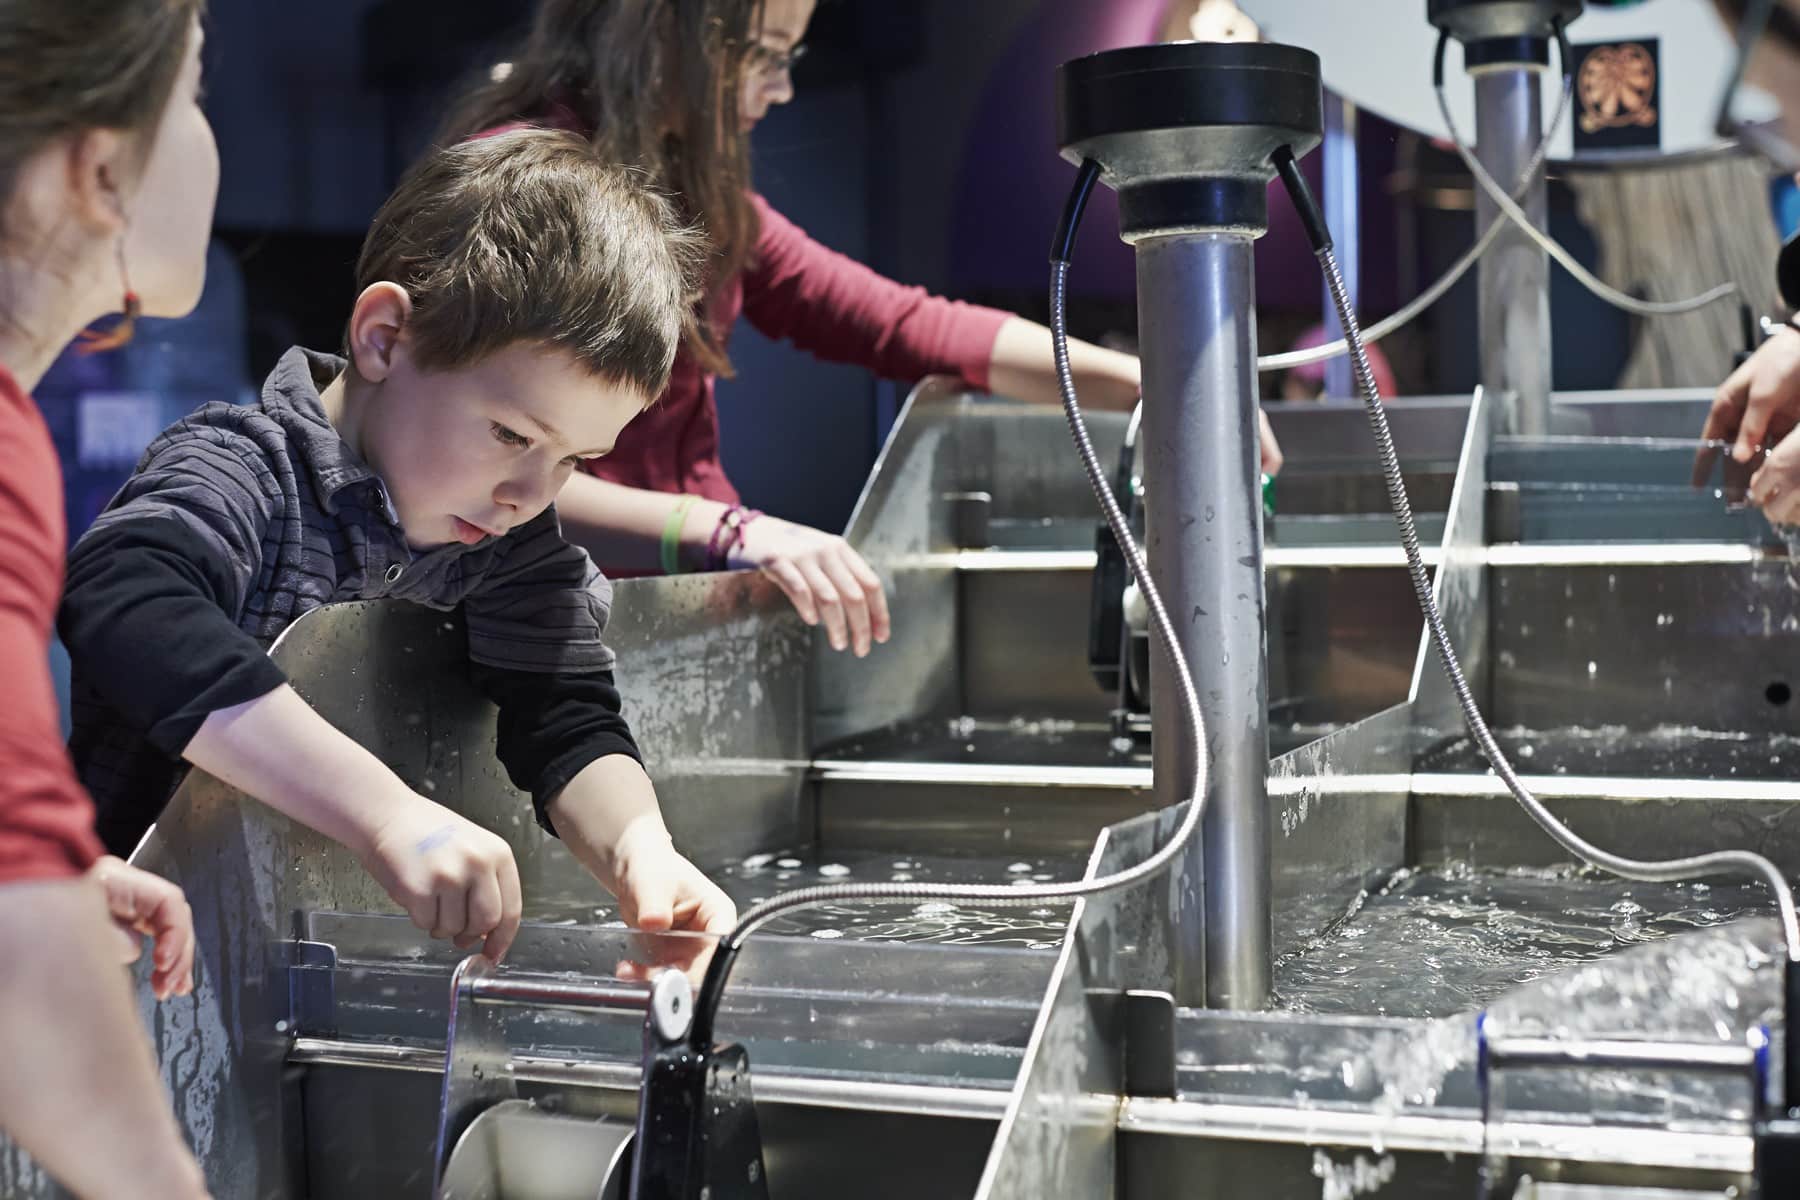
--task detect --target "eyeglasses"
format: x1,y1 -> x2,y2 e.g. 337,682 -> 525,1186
748,41 -> 807,77
1716,0 -> 1800,174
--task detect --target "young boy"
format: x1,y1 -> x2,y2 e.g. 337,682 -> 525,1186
58,129 -> 735,965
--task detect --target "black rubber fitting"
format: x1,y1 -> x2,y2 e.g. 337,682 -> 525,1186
1118,177 -> 1268,238
1051,158 -> 1103,264
1272,146 -> 1331,253
1462,34 -> 1552,68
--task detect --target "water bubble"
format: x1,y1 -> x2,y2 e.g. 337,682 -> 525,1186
776,858 -> 802,870
1007,862 -> 1034,874
809,929 -> 844,940
818,863 -> 850,878
741,853 -> 775,871
1587,661 -> 1598,678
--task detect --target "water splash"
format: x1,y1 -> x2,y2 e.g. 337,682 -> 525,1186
1275,862 -> 1762,1018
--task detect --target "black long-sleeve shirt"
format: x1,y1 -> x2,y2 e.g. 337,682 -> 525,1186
60,347 -> 639,854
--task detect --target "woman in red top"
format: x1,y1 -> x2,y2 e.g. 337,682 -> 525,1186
447,0 -> 1283,659
0,1 -> 219,1195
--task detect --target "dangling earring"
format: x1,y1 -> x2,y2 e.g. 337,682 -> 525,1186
76,238 -> 141,355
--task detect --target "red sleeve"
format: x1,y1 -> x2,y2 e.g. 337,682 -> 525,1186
0,368 -> 104,882
739,193 -> 1011,391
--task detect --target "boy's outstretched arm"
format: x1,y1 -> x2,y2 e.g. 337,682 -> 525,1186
183,685 -> 523,959
544,755 -> 736,981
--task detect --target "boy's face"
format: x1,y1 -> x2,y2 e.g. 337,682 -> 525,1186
360,341 -> 645,550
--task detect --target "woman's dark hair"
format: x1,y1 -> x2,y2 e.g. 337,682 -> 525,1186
0,0 -> 203,233
441,0 -> 765,377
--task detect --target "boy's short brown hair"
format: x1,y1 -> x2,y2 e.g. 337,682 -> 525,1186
355,128 -> 702,399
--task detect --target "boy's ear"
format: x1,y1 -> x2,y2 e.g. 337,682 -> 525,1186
345,283 -> 413,384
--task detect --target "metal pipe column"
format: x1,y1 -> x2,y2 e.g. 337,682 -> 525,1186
1136,234 -> 1271,1009
1057,39 -> 1321,1010
1474,64 -> 1553,436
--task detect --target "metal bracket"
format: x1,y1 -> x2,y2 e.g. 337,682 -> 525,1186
1486,482 -> 1522,544
430,956 -> 681,1197
1121,989 -> 1177,1099
286,939 -> 338,1038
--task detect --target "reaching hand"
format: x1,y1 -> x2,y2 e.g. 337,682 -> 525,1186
733,515 -> 891,656
1700,326 -> 1800,469
1751,432 -> 1800,527
88,856 -> 195,1001
355,795 -> 523,962
605,826 -> 737,985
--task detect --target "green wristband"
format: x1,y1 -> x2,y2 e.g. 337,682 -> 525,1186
661,495 -> 699,575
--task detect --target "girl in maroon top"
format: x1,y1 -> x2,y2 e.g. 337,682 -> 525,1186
0,1 -> 218,1195
448,0 -> 1283,660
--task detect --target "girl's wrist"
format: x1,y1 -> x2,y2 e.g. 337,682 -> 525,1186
705,505 -> 762,571
676,499 -> 730,571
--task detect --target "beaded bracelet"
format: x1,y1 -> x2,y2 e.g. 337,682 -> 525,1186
706,505 -> 763,571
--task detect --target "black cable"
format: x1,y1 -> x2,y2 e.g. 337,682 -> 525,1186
1052,158 -> 1103,265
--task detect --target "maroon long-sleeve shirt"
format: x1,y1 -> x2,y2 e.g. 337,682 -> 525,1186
0,362 -> 105,881
480,112 -> 1011,505
592,191 -> 1011,504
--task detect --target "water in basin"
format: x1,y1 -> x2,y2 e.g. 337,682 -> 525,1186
1275,860 -> 1771,1018
524,845 -> 1083,947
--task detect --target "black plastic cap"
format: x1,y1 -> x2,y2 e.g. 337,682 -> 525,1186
1428,0 -> 1584,43
1056,41 -> 1322,238
1057,41 -> 1322,154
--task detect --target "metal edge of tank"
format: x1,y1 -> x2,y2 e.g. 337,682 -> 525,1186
1409,386 -> 1493,745
89,573 -> 811,1200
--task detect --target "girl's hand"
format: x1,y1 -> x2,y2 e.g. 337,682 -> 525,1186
733,516 -> 891,656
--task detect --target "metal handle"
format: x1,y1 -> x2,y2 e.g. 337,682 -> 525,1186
432,955 -> 693,1196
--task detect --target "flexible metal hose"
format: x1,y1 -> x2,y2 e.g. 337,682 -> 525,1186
691,160 -> 1214,1047
1261,40 -> 1574,374
1314,239 -> 1800,961
1429,33 -> 1736,319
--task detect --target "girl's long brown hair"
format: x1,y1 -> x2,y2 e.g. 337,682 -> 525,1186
440,0 -> 764,376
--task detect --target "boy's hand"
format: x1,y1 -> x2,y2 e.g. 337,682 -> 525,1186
606,824 -> 736,985
354,795 -> 523,961
88,856 -> 195,1001
734,516 -> 891,657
